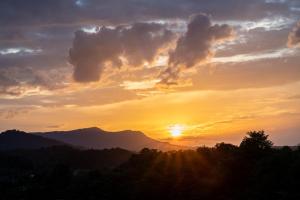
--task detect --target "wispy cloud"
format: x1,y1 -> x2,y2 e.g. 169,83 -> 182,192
0,47 -> 42,55
212,48 -> 297,63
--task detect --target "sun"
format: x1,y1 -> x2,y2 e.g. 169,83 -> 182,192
169,124 -> 184,138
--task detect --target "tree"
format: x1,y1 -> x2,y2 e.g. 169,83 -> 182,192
239,131 -> 273,155
215,142 -> 238,153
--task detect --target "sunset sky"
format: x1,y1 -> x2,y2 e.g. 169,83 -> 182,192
1,0 -> 300,146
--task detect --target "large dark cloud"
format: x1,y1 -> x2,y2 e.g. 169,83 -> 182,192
69,23 -> 174,82
170,14 -> 234,67
159,14 -> 234,85
69,14 -> 234,84
288,21 -> 300,47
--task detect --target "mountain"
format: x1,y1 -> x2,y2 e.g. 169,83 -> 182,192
35,127 -> 182,151
0,130 -> 65,151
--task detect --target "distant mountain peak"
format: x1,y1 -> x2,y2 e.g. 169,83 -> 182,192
1,129 -> 27,135
35,127 -> 182,151
70,127 -> 146,136
80,127 -> 102,131
0,129 -> 65,151
118,130 -> 145,135
73,127 -> 104,133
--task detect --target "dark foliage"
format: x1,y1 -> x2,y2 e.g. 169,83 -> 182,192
1,131 -> 300,200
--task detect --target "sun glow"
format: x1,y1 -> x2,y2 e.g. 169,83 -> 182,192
169,124 -> 184,137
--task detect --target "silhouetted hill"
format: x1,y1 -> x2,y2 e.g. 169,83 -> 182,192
35,127 -> 182,151
0,130 -> 65,151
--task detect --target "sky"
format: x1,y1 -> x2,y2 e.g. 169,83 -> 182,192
0,0 -> 300,146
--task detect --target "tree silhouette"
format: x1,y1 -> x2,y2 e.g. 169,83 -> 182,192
215,142 -> 238,153
239,131 -> 273,157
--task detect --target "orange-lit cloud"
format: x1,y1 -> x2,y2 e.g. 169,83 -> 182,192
159,14 -> 235,85
288,21 -> 300,47
69,23 -> 174,82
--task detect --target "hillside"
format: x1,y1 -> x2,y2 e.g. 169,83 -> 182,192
0,130 -> 65,151
35,127 -> 182,151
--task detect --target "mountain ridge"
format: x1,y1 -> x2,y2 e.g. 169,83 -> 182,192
0,129 -> 66,151
34,127 -> 183,151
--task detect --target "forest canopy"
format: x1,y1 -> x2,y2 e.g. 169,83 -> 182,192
1,131 -> 300,200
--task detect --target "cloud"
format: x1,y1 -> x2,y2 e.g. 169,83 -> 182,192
0,107 -> 34,119
213,48 -> 296,63
0,67 -> 68,97
121,79 -> 161,90
0,0 -> 297,99
192,56 -> 300,90
69,23 -> 174,82
159,13 -> 234,85
288,94 -> 300,100
216,27 -> 291,58
170,14 -> 234,67
0,0 -> 295,89
0,0 -> 293,28
0,30 -> 27,43
0,0 -> 81,28
0,47 -> 41,55
0,73 -> 21,96
288,21 -> 300,47
46,124 -> 64,129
